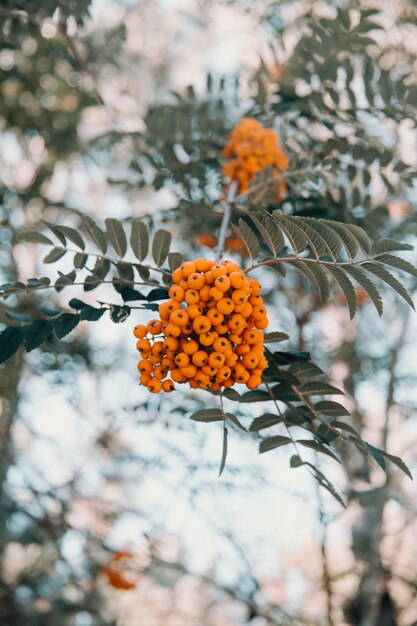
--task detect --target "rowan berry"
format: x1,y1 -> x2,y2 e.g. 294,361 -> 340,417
170,310 -> 189,327
175,352 -> 190,368
214,275 -> 231,292
199,331 -> 216,346
242,352 -> 259,369
147,379 -> 162,393
185,289 -> 200,304
164,323 -> 182,338
217,298 -> 234,315
187,273 -> 205,290
147,319 -> 162,335
137,338 -> 151,353
193,315 -> 211,334
211,264 -> 228,279
172,268 -> 183,283
180,364 -> 197,378
192,351 -> 208,367
183,340 -> 199,355
162,380 -> 175,392
133,324 -> 147,339
208,352 -> 225,368
229,271 -> 244,289
138,359 -> 153,374
180,262 -> 197,278
169,285 -> 185,302
139,373 -> 152,386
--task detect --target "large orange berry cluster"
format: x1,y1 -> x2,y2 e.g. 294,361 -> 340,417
133,258 -> 269,394
222,117 -> 289,197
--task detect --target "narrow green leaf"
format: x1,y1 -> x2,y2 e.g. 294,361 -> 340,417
233,220 -> 260,260
73,252 -> 88,269
344,223 -> 372,255
43,248 -> 67,264
18,231 -> 53,245
273,213 -> 307,254
365,442 -> 386,471
290,454 -> 304,468
324,220 -> 360,260
190,409 -> 223,422
381,450 -> 412,479
219,425 -> 228,477
225,413 -> 247,432
248,212 -> 285,256
130,220 -> 149,262
106,218 -> 127,257
296,439 -> 341,463
152,229 -> 172,266
54,225 -> 85,250
374,239 -> 413,255
315,401 -> 350,416
42,221 -> 67,245
361,262 -> 415,309
81,215 -> 107,253
326,265 -> 357,319
297,261 -> 330,302
0,327 -> 24,364
168,252 -> 183,272
263,331 -> 289,344
298,382 -> 344,396
374,254 -> 417,279
249,413 -> 281,432
289,361 -> 324,377
344,265 -> 383,316
24,319 -> 52,352
259,435 -> 292,453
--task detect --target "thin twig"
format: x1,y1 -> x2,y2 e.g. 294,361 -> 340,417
217,181 -> 238,260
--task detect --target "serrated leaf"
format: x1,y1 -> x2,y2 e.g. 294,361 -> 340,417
18,231 -> 54,245
296,439 -> 341,463
326,265 -> 357,319
361,262 -> 415,309
109,305 -> 131,323
263,331 -> 289,344
381,450 -> 413,479
0,327 -> 24,364
130,220 -> 149,262
81,215 -> 107,253
259,435 -> 292,453
374,239 -> 413,255
248,212 -> 285,256
249,413 -> 281,432
324,220 -> 360,260
374,254 -> 417,279
55,225 -> 85,250
315,401 -> 350,416
80,306 -> 105,322
53,313 -> 80,339
168,252 -> 183,272
301,217 -> 344,261
24,319 -> 52,352
106,218 -> 127,257
344,266 -> 383,315
329,420 -> 361,438
298,382 -> 344,396
273,213 -> 306,254
190,409 -> 223,422
43,247 -> 67,264
219,425 -> 228,477
296,261 -> 330,302
152,229 -> 172,266
344,223 -> 372,255
365,442 -> 386,471
289,361 -> 324,377
233,220 -> 260,260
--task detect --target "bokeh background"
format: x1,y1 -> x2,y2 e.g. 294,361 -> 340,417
1,1 -> 417,625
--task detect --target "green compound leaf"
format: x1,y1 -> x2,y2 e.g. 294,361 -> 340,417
106,218 -> 127,257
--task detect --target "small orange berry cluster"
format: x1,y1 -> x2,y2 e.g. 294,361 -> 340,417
222,117 -> 289,197
133,258 -> 269,394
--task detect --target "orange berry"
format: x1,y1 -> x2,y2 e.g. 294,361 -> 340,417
180,261 -> 197,278
242,352 -> 259,369
133,324 -> 147,339
217,298 -> 234,315
170,310 -> 189,327
235,343 -> 251,356
183,340 -> 199,355
208,352 -> 225,368
185,289 -> 200,305
243,328 -> 261,344
249,295 -> 263,306
250,279 -> 261,296
171,368 -> 187,383
192,351 -> 209,367
164,337 -> 179,352
216,365 -> 232,381
254,318 -> 269,330
241,278 -> 252,294
199,331 -> 216,346
231,289 -> 247,305
199,284 -> 211,302
166,299 -> 181,314
229,271 -> 244,288
224,261 -> 241,274
162,380 -> 175,392
209,287 -> 224,301
161,356 -> 175,370
137,359 -> 153,374
214,275 -> 231,292
137,338 -> 151,353
211,264 -> 228,279
223,377 -> 234,388
233,365 -> 250,384
252,305 -> 267,321
172,268 -> 183,283
207,309 -> 224,325
164,323 -> 181,338
195,258 -> 210,272
195,372 -> 210,387
168,285 -> 185,302
180,364 -> 197,378
240,303 -> 253,318
158,303 -> 171,320
151,341 -> 165,358
139,373 -> 152,386
246,374 -> 262,390
187,304 -> 203,320
179,279 -> 189,290
154,365 -> 167,380
204,271 -> 215,285
147,379 -> 162,393
193,315 -> 211,334
182,322 -> 193,335
214,322 -> 229,335
147,319 -> 162,335
228,314 -> 246,333
187,273 -> 205,290
226,352 -> 239,368
213,337 -> 229,353
175,352 -> 190,368
149,354 -> 162,365
229,333 -> 242,345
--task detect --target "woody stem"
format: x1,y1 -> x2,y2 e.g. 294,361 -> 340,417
217,181 -> 238,260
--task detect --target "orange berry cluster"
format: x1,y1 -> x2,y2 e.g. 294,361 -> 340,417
133,259 -> 269,394
222,117 -> 289,197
